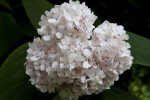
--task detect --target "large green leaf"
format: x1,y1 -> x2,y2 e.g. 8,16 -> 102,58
101,87 -> 141,100
0,43 -> 34,100
127,32 -> 150,67
0,12 -> 21,57
22,0 -> 53,29
0,0 -> 11,10
0,43 -> 59,100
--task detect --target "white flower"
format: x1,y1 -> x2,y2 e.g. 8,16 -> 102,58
25,1 -> 133,100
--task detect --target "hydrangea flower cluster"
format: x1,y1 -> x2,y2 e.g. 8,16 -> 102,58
25,0 -> 133,100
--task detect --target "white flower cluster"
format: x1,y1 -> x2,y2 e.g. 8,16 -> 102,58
25,0 -> 133,100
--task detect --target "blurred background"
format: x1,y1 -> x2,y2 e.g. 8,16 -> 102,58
0,0 -> 150,100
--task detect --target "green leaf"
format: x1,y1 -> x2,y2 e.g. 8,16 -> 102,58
127,32 -> 150,67
0,12 -> 21,56
94,18 -> 102,27
0,0 -> 11,10
22,0 -> 53,29
0,43 -> 60,99
101,87 -> 141,100
0,43 -> 34,100
17,15 -> 39,37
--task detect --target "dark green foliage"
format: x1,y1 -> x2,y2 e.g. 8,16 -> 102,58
102,87 -> 141,100
23,0 -> 53,28
0,12 -> 21,57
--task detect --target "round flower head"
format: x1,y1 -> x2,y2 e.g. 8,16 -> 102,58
25,1 -> 133,100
